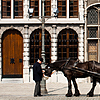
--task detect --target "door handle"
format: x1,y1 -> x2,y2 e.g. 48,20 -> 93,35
10,58 -> 15,64
19,59 -> 22,63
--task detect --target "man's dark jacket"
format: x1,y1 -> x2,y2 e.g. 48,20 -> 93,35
33,62 -> 43,81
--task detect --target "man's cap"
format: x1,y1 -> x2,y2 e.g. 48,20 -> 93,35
39,58 -> 43,62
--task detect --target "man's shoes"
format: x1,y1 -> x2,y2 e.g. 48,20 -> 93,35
34,95 -> 43,97
34,95 -> 37,97
38,94 -> 43,96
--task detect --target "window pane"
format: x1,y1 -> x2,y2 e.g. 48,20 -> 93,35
30,0 -> 39,16
69,0 -> 78,18
57,29 -> 78,60
30,30 -> 51,64
58,0 -> 66,18
14,0 -> 23,18
2,0 -> 11,18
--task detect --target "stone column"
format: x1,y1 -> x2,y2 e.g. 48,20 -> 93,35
84,0 -> 87,61
0,32 -> 2,82
23,0 -> 29,19
0,0 -> 1,19
51,25 -> 57,63
78,25 -> 84,62
79,0 -> 84,20
23,25 -> 30,83
67,0 -> 69,18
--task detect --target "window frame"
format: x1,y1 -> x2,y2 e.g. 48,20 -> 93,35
2,0 -> 11,18
14,0 -> 23,18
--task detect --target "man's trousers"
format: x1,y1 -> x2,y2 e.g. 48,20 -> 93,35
34,81 -> 41,96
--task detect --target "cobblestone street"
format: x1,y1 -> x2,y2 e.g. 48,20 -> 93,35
0,82 -> 100,100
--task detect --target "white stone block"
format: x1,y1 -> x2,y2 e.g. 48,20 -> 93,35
51,39 -> 57,43
79,43 -> 84,46
23,52 -> 29,56
51,56 -> 57,61
23,68 -> 29,74
79,52 -> 84,55
23,48 -> 29,52
51,52 -> 57,56
23,39 -> 30,43
51,47 -> 57,51
51,43 -> 57,47
23,61 -> 29,66
24,43 -> 29,48
24,34 -> 29,39
79,47 -> 84,51
23,75 -> 29,83
23,56 -> 30,60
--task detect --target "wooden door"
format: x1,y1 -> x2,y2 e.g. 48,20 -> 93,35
2,29 -> 23,78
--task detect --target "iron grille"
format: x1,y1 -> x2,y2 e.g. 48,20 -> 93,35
87,7 -> 98,25
57,29 -> 78,60
88,40 -> 97,61
30,29 -> 51,64
88,28 -> 97,38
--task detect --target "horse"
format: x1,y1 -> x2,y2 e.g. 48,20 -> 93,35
44,58 -> 100,97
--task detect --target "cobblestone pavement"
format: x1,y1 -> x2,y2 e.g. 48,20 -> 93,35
0,82 -> 100,100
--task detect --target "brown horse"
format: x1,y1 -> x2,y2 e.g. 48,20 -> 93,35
44,59 -> 100,97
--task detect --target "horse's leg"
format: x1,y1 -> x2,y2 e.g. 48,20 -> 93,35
66,76 -> 73,97
72,77 -> 80,96
87,77 -> 96,97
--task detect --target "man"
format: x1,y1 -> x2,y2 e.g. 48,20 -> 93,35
33,58 -> 43,97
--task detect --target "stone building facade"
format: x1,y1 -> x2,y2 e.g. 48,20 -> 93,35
0,0 -> 99,83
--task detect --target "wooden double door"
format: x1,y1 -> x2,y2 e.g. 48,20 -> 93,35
2,29 -> 23,78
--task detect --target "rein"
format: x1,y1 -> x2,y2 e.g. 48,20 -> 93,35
59,58 -> 71,70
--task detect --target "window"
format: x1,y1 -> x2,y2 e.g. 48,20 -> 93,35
57,0 -> 66,18
87,5 -> 100,61
69,0 -> 78,18
30,29 -> 51,64
44,0 -> 51,16
14,0 -> 23,18
2,0 -> 11,18
30,0 -> 39,16
57,29 -> 78,60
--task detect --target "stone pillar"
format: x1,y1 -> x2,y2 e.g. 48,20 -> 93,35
23,0 -> 29,19
0,33 -> 2,82
79,0 -> 84,20
23,25 -> 30,83
84,0 -> 87,61
78,25 -> 84,62
0,0 -> 1,19
51,25 -> 57,63
67,0 -> 69,18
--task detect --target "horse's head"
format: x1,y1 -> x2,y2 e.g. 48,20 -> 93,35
44,64 -> 53,77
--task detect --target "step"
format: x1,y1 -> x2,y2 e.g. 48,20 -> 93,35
2,78 -> 23,83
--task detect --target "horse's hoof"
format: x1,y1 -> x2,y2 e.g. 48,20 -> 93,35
74,93 -> 80,96
65,94 -> 72,97
87,93 -> 93,97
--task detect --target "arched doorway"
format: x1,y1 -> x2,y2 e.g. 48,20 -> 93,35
2,29 -> 23,78
57,29 -> 78,60
30,29 -> 51,64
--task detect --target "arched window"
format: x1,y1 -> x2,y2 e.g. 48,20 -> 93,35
57,29 -> 78,60
30,29 -> 51,64
87,5 -> 100,61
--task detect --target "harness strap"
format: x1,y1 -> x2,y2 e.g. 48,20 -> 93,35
93,61 -> 95,71
60,58 -> 70,70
